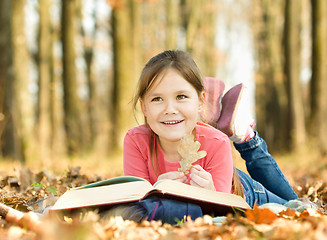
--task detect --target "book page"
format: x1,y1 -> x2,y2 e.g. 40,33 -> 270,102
153,180 -> 250,209
51,181 -> 154,211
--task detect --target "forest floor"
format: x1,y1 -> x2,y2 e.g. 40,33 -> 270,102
0,145 -> 327,239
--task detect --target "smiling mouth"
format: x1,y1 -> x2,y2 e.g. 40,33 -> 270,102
161,120 -> 184,125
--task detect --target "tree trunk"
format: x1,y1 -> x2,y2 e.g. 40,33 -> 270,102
252,0 -> 288,152
49,22 -> 66,161
1,0 -> 33,161
111,0 -> 135,150
61,0 -> 83,154
183,0 -> 201,52
130,0 -> 142,84
201,0 -> 217,77
37,0 -> 52,163
166,0 -> 179,49
0,0 -> 15,158
310,0 -> 327,155
283,0 -> 306,151
80,2 -> 96,149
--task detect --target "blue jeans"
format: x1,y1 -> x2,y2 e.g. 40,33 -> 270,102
235,132 -> 298,207
105,196 -> 203,224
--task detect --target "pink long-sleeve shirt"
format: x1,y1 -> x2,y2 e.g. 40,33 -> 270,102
123,122 -> 233,193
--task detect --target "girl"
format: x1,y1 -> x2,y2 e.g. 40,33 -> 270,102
124,50 -> 234,194
121,50 -> 297,224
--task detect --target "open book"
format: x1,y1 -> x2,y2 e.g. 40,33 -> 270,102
50,176 -> 250,215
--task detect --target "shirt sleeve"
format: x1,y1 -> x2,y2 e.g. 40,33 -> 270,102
203,136 -> 233,193
123,132 -> 151,182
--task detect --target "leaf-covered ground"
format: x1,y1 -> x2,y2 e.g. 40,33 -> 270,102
0,157 -> 327,239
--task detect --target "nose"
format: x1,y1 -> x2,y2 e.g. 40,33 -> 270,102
164,100 -> 178,114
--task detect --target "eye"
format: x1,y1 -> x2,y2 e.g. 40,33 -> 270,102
176,95 -> 187,100
151,97 -> 162,102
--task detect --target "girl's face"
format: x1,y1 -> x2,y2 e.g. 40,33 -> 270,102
140,68 -> 204,145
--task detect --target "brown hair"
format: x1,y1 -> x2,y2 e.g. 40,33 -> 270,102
232,168 -> 244,197
132,50 -> 204,176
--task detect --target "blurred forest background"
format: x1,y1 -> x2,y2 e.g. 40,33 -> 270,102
0,0 -> 326,169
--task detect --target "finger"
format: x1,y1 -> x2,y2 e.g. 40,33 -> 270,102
190,179 -> 205,188
192,164 -> 203,171
190,168 -> 211,181
183,177 -> 189,184
189,179 -> 202,188
173,172 -> 186,180
190,171 -> 215,190
190,175 -> 215,190
158,171 -> 185,181
191,165 -> 209,177
189,173 -> 207,188
175,175 -> 188,183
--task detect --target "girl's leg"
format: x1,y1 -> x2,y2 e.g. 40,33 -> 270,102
102,196 -> 203,224
234,132 -> 298,201
236,169 -> 289,207
213,82 -> 297,201
140,196 -> 203,224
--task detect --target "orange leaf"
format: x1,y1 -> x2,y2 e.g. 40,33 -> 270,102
245,205 -> 278,224
279,208 -> 297,219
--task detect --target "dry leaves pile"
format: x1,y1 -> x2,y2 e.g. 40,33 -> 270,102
0,166 -> 327,239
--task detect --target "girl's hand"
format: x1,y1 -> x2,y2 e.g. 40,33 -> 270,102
157,171 -> 187,183
189,165 -> 216,191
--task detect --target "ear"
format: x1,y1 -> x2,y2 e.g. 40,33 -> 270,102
140,99 -> 147,117
198,91 -> 206,112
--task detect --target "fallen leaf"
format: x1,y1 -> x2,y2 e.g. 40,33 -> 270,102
245,205 -> 278,224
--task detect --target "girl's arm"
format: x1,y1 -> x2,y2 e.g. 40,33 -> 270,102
207,137 -> 234,193
123,133 -> 151,182
124,132 -> 187,184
